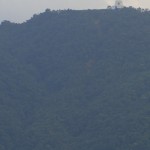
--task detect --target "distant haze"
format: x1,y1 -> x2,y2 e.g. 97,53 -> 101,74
0,0 -> 149,23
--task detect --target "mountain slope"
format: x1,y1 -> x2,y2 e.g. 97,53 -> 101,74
0,8 -> 150,150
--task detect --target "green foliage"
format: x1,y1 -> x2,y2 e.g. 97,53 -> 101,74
0,7 -> 150,150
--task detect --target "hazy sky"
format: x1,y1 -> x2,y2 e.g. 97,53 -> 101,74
0,0 -> 149,23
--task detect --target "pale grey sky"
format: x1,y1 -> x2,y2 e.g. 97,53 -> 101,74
0,0 -> 149,23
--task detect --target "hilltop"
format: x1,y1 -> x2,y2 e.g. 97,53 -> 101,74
0,7 -> 150,150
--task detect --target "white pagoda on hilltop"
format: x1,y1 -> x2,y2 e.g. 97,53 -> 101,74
107,0 -> 124,9
115,0 -> 124,8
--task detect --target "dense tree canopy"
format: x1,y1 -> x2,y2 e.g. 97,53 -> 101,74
0,7 -> 150,150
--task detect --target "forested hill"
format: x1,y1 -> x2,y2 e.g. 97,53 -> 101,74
1,7 -> 150,150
